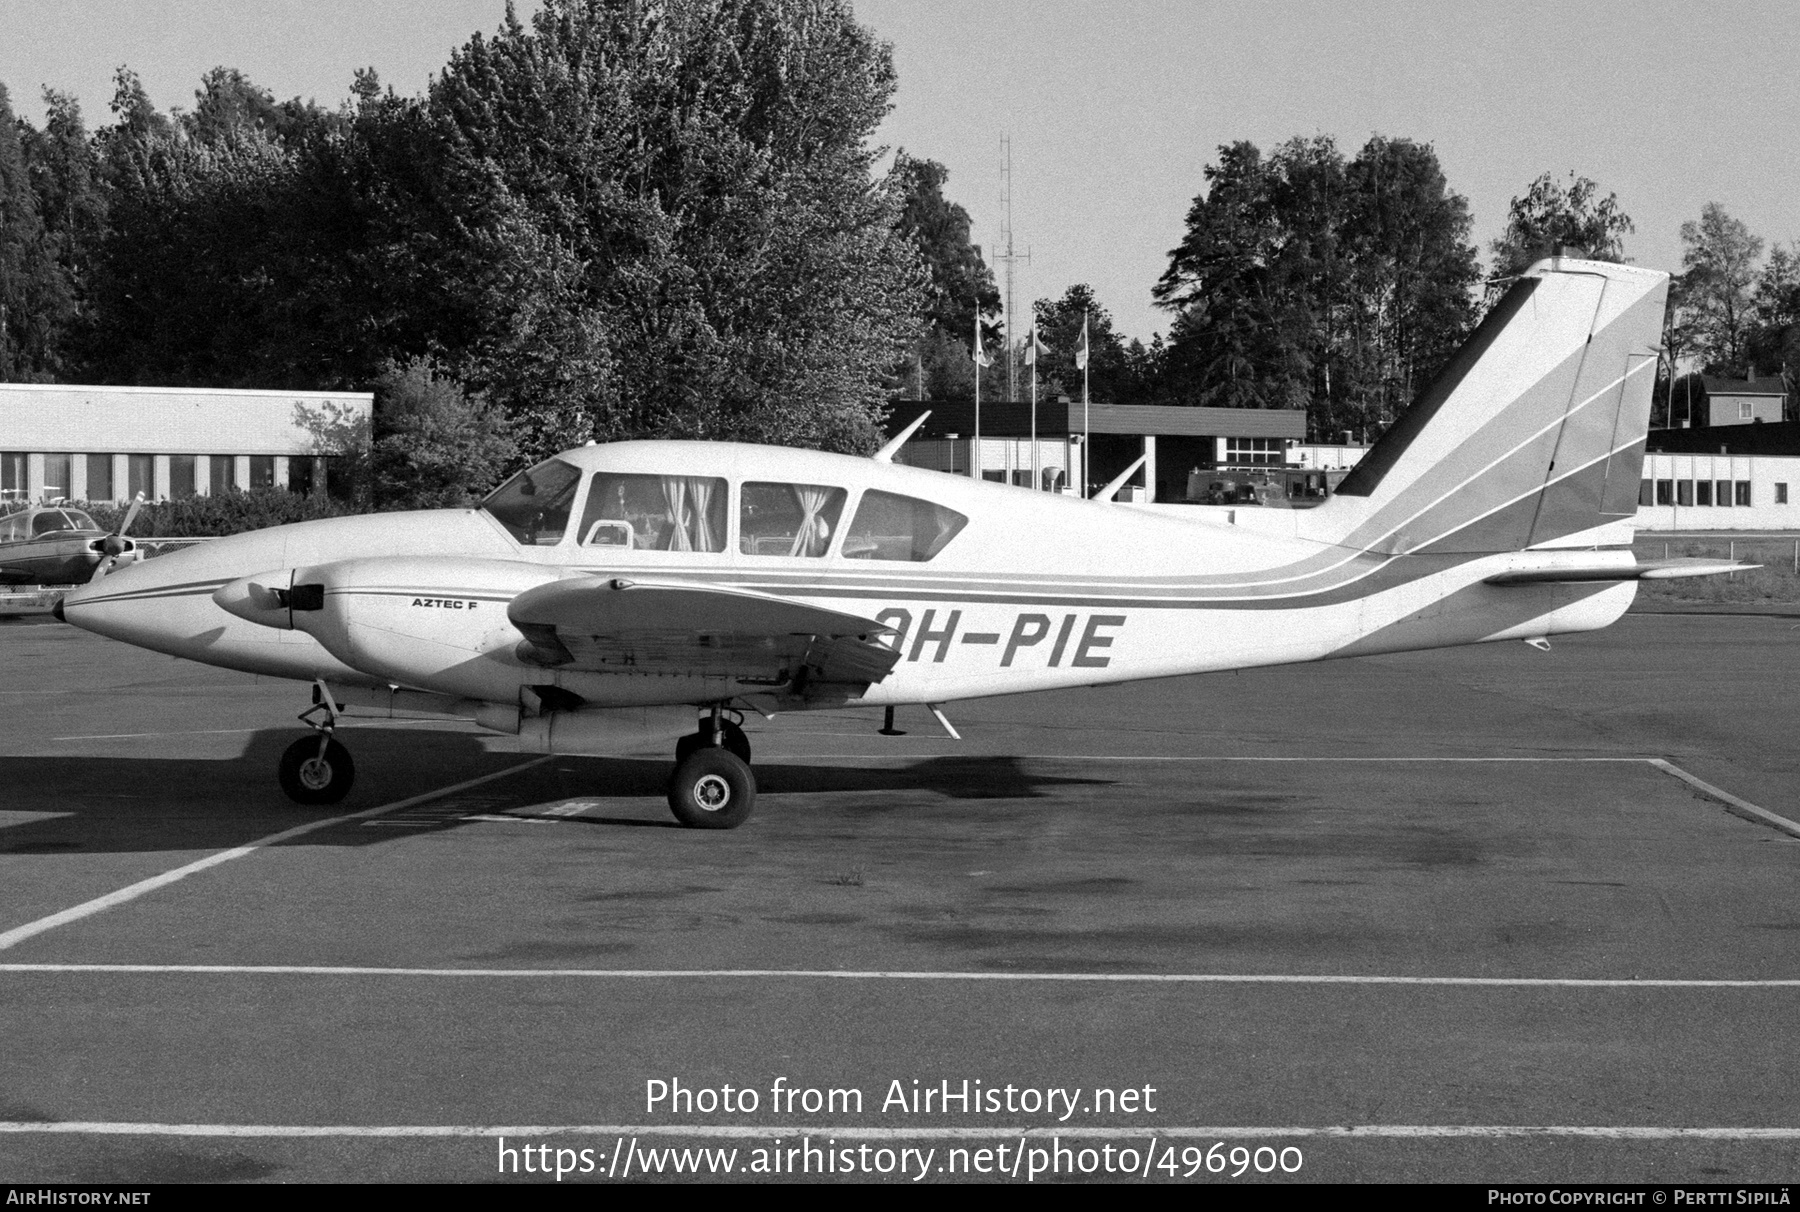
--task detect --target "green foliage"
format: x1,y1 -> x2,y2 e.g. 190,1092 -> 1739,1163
1154,134 -> 1479,438
1489,171 -> 1634,279
0,82 -> 75,380
1679,202 -> 1764,376
890,150 -> 999,348
80,487 -> 354,537
368,357 -> 517,509
1031,284 -> 1153,404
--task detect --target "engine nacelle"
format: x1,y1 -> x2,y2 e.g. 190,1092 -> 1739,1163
281,556 -> 562,701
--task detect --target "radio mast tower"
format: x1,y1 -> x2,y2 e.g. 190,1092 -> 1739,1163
997,134 -> 1030,403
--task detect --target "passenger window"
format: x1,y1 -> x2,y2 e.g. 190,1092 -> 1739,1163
740,482 -> 847,558
480,458 -> 583,545
577,473 -> 727,552
843,490 -> 968,562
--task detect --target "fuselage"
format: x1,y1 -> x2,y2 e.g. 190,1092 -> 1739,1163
60,440 -> 1636,712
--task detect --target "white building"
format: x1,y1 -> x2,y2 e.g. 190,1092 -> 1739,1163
1635,452 -> 1800,530
0,383 -> 372,504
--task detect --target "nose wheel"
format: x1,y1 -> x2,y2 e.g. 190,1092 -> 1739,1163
278,735 -> 356,805
278,679 -> 355,805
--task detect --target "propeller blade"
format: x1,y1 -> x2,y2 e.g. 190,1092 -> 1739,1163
117,493 -> 144,539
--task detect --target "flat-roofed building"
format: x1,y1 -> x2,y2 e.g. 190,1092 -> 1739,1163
0,383 -> 372,505
1637,420 -> 1800,529
883,399 -> 1307,501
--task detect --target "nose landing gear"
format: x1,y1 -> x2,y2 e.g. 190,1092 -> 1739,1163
278,680 -> 356,806
667,706 -> 756,828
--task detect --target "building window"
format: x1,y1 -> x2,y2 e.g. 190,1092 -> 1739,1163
169,455 -> 197,499
210,456 -> 233,496
127,454 -> 153,501
1638,480 -> 1653,506
85,454 -> 114,502
1695,480 -> 1713,506
1224,437 -> 1284,466
2,451 -> 26,503
1655,479 -> 1673,505
1716,479 -> 1732,507
288,457 -> 316,496
1778,483 -> 1790,505
1676,480 -> 1693,507
1740,400 -> 1754,420
1736,480 -> 1752,506
249,456 -> 276,489
41,453 -> 72,501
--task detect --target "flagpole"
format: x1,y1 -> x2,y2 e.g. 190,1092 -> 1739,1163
974,343 -> 981,482
1030,333 -> 1039,492
1082,309 -> 1090,499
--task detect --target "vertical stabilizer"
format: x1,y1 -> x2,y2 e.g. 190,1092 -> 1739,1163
1303,258 -> 1668,555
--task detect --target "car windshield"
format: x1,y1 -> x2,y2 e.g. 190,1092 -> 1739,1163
62,510 -> 97,531
480,458 -> 584,545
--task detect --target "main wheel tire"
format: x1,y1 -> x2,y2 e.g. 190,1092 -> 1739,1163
674,720 -> 751,765
667,747 -> 756,829
278,735 -> 356,806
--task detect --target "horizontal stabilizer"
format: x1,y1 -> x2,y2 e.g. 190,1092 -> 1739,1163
1485,558 -> 1759,586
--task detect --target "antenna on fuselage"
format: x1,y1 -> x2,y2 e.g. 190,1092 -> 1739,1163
1095,455 -> 1148,503
872,411 -> 931,463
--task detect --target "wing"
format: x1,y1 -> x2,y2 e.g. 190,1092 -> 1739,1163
506,576 -> 901,698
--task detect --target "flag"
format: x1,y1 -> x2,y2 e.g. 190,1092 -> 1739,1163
972,315 -> 991,368
1024,328 -> 1047,367
1073,315 -> 1089,371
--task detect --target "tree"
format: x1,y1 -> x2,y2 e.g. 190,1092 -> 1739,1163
1032,284 -> 1145,404
1154,133 -> 1478,437
368,357 -> 517,508
890,151 -> 998,346
0,83 -> 72,380
1489,171 -> 1634,279
416,0 -> 924,457
1679,202 -> 1763,376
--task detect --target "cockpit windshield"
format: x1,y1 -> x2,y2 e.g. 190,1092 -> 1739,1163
32,510 -> 92,536
480,458 -> 584,545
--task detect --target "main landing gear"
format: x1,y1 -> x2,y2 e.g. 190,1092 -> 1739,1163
668,707 -> 755,829
278,681 -> 356,806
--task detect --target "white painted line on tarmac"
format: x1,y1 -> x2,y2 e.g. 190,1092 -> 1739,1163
779,754 -> 1655,763
0,757 -> 553,953
1648,758 -> 1800,839
49,727 -> 263,741
2,964 -> 1796,987
0,1121 -> 1796,1141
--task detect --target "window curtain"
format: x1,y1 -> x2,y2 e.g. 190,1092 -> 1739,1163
789,484 -> 833,557
660,476 -> 718,551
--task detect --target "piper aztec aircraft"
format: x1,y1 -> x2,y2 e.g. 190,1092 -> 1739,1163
59,258 -> 1747,828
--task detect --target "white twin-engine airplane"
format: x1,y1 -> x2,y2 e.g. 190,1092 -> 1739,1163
59,258 -> 1747,828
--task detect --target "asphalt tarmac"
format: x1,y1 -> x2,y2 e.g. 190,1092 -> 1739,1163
1,611 -> 1797,1185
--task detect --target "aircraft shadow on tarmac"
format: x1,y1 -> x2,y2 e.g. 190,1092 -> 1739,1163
0,726 -> 1116,853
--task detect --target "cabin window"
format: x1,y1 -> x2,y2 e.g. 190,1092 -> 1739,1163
740,481 -> 847,557
843,490 -> 968,562
32,510 -> 80,535
576,473 -> 728,552
482,457 -> 584,545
